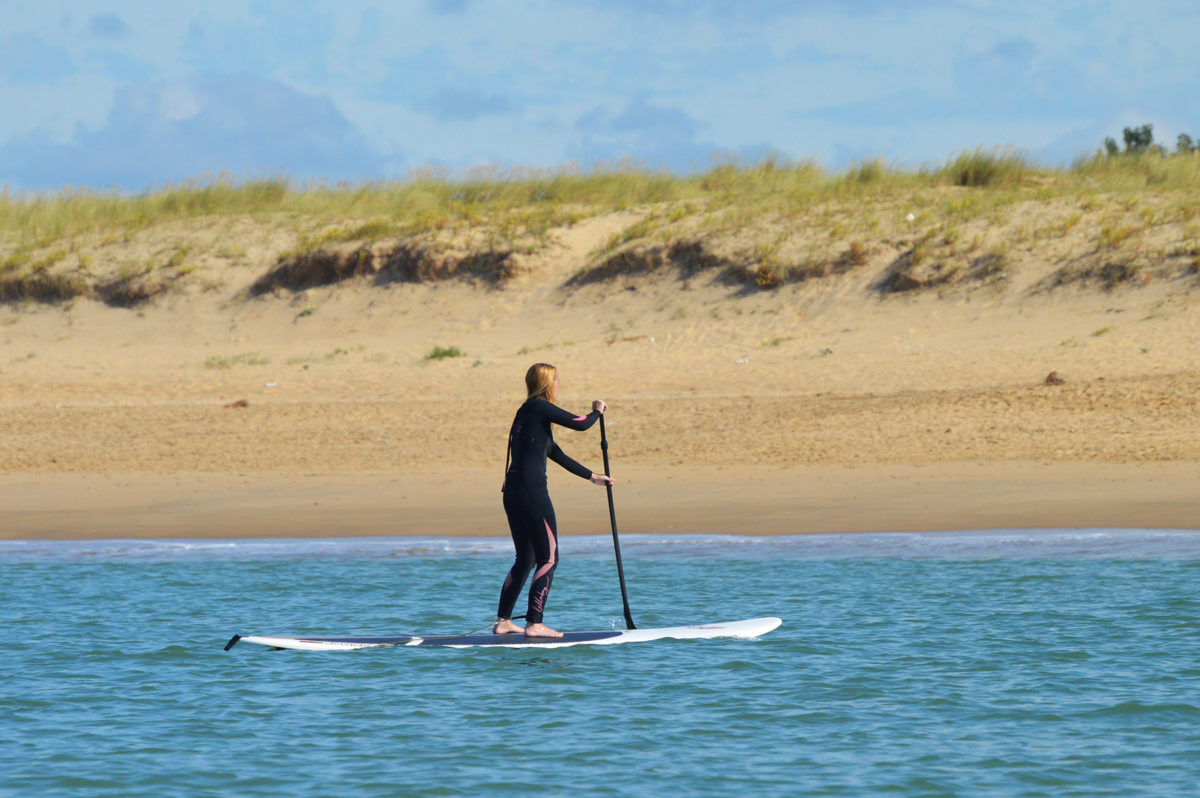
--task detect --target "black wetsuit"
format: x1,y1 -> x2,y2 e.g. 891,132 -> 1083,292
497,398 -> 600,625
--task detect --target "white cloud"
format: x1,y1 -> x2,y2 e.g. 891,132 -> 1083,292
158,84 -> 204,121
1,1 -> 1198,187
0,75 -> 390,190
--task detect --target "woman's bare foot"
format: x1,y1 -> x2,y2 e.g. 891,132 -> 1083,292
524,622 -> 563,638
493,619 -> 524,635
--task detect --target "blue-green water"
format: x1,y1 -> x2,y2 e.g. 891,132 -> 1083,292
4,530 -> 1200,797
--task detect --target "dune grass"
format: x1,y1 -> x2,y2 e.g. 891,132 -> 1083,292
0,167 -> 695,247
4,150 -> 1198,246
2,148 -> 1199,304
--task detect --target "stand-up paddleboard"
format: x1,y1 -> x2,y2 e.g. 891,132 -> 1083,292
225,419 -> 782,655
224,616 -> 781,651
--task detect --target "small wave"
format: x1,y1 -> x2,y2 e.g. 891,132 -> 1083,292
0,536 -> 519,562
756,529 -> 1200,560
1078,700 -> 1200,719
2,528 -> 1199,562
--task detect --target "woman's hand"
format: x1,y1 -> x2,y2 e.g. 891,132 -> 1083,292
592,399 -> 607,414
590,473 -> 614,487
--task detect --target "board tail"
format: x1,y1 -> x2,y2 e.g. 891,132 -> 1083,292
223,635 -> 242,651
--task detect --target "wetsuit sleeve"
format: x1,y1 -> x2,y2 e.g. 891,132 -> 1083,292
549,441 -> 594,480
537,401 -> 600,432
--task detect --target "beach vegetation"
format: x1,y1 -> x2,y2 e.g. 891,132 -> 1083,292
843,158 -> 888,185
4,135 -> 1200,306
937,148 -> 1034,188
1113,124 -> 1156,155
516,340 -> 570,356
1044,257 -> 1146,292
597,215 -> 662,257
204,352 -> 269,369
0,265 -> 89,303
834,241 -> 871,272
1098,225 -> 1135,250
424,345 -> 465,361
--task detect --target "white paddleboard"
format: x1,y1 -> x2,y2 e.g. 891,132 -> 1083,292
225,616 -> 782,651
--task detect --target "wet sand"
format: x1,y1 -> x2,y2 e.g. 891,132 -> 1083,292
2,462 -> 1197,540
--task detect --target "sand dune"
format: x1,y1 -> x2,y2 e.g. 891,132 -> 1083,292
2,208 -> 1198,539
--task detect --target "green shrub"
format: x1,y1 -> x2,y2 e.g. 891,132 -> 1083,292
425,345 -> 465,361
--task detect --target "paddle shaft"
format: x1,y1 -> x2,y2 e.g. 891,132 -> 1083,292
599,414 -> 636,630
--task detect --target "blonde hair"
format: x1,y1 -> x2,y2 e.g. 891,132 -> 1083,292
525,363 -> 557,402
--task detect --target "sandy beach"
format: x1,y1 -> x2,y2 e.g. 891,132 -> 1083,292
2,205 -> 1198,539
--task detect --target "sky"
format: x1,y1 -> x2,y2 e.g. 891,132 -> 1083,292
1,0 -> 1197,191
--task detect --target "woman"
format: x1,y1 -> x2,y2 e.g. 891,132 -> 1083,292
494,363 -> 613,638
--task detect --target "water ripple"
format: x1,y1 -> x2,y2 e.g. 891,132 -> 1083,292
3,532 -> 1200,796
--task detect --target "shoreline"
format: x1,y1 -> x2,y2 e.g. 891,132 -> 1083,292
3,462 -> 1197,541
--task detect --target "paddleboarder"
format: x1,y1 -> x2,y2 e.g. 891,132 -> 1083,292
494,363 -> 613,638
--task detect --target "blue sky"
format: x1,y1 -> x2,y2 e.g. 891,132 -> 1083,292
1,1 -> 1197,191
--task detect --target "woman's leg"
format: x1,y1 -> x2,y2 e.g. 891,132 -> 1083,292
524,499 -> 560,634
496,487 -> 536,630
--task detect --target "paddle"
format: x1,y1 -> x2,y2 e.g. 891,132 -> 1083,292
599,414 -> 636,630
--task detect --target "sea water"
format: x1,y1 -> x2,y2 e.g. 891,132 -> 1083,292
3,530 -> 1200,797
